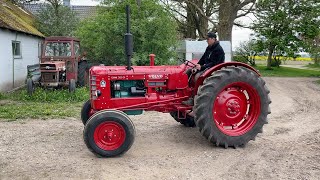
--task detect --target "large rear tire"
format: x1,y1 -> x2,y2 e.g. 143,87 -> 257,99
83,110 -> 135,157
194,66 -> 271,148
78,61 -> 89,87
170,112 -> 196,127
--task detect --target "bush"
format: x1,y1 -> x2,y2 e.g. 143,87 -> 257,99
0,92 -> 5,100
233,55 -> 248,63
271,56 -> 282,67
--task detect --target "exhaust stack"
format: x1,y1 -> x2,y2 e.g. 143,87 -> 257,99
125,5 -> 133,70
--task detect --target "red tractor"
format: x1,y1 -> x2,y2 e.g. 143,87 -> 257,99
27,36 -> 88,95
81,6 -> 271,157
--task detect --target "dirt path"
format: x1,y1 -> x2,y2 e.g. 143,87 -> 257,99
1,77 -> 320,180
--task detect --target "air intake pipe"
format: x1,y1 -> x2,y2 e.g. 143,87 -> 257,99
125,5 -> 133,70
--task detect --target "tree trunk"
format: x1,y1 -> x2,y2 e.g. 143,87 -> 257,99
267,44 -> 275,69
217,1 -> 237,42
195,0 -> 208,39
198,15 -> 208,39
185,2 -> 197,39
314,55 -> 319,65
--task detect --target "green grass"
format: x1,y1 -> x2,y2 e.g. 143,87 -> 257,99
0,87 -> 89,121
255,66 -> 320,77
0,101 -> 82,121
306,63 -> 320,69
6,87 -> 89,103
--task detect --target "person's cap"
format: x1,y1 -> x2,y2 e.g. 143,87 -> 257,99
207,32 -> 217,39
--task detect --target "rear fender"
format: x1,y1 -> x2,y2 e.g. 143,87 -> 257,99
194,62 -> 260,93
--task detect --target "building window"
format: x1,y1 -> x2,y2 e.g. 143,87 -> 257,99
12,41 -> 22,58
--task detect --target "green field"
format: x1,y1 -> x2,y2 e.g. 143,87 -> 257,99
255,66 -> 320,77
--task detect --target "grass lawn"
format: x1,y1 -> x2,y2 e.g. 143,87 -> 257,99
306,63 -> 320,69
255,66 -> 320,77
0,87 -> 89,121
0,101 -> 82,121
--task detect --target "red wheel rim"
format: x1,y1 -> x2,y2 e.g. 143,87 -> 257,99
94,121 -> 126,151
213,82 -> 261,136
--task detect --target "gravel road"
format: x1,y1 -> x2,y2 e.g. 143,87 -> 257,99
0,77 -> 320,180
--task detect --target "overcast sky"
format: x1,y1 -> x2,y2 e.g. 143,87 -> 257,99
70,0 -> 253,50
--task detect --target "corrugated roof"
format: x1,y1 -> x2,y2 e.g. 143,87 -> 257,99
0,0 -> 44,37
71,6 -> 97,20
23,3 -> 97,20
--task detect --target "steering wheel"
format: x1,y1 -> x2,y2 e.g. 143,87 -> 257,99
178,58 -> 197,68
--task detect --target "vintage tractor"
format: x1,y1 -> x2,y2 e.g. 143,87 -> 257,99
27,36 -> 88,95
81,6 -> 271,157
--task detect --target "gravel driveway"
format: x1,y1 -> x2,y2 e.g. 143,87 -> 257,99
0,77 -> 319,180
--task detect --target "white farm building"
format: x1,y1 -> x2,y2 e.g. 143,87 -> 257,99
0,0 -> 44,92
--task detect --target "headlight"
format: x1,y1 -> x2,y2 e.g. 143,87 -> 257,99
95,90 -> 102,97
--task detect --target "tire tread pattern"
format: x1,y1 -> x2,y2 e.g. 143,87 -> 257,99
193,66 -> 271,148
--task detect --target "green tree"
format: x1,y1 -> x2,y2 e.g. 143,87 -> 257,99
234,39 -> 264,66
252,0 -> 320,69
160,0 -> 256,41
36,1 -> 79,36
76,0 -> 178,65
10,0 -> 39,5
307,35 -> 320,65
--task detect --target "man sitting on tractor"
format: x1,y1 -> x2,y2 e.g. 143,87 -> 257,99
183,32 -> 225,106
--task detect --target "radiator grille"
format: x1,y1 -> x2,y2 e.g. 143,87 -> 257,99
42,72 -> 57,82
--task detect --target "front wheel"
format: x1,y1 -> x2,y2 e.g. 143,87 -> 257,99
27,78 -> 34,96
194,66 -> 271,148
83,110 -> 135,157
81,99 -> 94,125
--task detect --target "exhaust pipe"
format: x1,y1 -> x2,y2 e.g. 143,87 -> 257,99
125,5 -> 133,70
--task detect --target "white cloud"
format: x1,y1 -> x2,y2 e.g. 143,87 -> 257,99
231,15 -> 255,50
232,28 -> 254,50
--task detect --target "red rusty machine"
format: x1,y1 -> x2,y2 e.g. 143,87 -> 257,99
27,36 -> 88,95
81,6 -> 271,157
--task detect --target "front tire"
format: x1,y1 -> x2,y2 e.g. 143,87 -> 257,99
83,110 -> 135,157
81,99 -> 94,125
27,78 -> 34,96
194,66 -> 271,148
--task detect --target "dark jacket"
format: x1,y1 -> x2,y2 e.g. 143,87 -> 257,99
198,41 -> 225,71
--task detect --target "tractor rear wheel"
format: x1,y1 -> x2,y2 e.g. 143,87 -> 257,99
78,61 -> 89,87
193,66 -> 271,148
83,110 -> 135,157
69,79 -> 76,93
27,78 -> 34,96
170,112 -> 196,127
81,99 -> 94,125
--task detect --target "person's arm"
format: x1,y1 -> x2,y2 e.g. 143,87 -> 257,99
200,60 -> 214,71
198,47 -> 208,65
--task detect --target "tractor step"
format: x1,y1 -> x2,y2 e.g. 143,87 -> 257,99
173,105 -> 193,119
